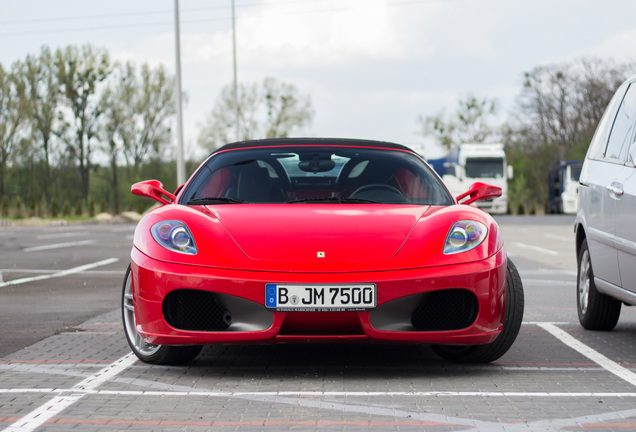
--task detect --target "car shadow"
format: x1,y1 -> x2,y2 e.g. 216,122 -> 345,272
169,343 -> 503,379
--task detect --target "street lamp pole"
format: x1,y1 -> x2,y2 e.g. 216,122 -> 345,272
232,0 -> 240,141
174,0 -> 186,185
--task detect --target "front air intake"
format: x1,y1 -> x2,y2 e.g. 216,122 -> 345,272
410,289 -> 478,331
163,289 -> 232,331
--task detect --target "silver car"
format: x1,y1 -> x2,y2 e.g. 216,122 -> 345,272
575,74 -> 636,330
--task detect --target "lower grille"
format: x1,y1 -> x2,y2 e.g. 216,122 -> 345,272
163,289 -> 232,331
410,289 -> 478,331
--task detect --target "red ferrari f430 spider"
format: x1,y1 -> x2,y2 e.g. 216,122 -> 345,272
123,138 -> 523,364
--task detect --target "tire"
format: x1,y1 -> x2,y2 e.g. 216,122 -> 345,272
122,265 -> 202,365
576,239 -> 621,330
432,258 -> 525,363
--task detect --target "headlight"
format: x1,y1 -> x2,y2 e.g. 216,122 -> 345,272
443,220 -> 487,255
151,220 -> 197,255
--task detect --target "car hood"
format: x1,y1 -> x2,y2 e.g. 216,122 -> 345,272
211,205 -> 427,262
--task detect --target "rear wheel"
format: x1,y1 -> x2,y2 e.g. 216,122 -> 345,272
122,265 -> 202,365
432,258 -> 524,363
576,239 -> 621,330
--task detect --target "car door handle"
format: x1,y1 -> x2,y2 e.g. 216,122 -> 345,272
606,183 -> 624,197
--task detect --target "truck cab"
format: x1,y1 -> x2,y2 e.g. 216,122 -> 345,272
436,143 -> 512,214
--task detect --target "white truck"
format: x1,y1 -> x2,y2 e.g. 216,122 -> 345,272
547,160 -> 582,214
430,143 -> 512,214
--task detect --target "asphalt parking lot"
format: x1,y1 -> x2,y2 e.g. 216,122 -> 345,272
1,215 -> 636,431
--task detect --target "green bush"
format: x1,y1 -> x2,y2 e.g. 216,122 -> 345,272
89,198 -> 95,217
62,201 -> 70,217
1,195 -> 7,218
15,197 -> 23,218
74,200 -> 83,216
29,195 -> 36,217
516,202 -> 525,215
51,199 -> 58,218
39,196 -> 47,218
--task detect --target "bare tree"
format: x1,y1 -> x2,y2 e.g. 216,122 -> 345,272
198,77 -> 313,151
22,46 -> 60,196
121,62 -> 175,180
505,56 -> 632,211
100,61 -> 176,211
55,44 -> 112,201
99,63 -> 131,214
418,94 -> 499,150
511,57 -> 630,159
0,61 -> 29,197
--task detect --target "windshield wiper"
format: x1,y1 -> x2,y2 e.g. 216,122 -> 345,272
187,197 -> 246,205
287,196 -> 379,204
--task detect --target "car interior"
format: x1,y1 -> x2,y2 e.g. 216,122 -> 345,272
183,148 -> 453,206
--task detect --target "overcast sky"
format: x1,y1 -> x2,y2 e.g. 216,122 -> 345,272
2,0 -> 636,159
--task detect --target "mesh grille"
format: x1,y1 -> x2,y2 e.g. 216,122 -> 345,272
410,289 -> 478,331
163,289 -> 232,331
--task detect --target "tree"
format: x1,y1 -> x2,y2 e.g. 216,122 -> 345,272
511,58 -> 628,160
99,64 -> 130,214
505,57 -> 631,210
100,61 -> 175,212
418,94 -> 499,151
22,46 -> 60,197
198,77 -> 313,151
55,44 -> 112,202
120,62 -> 175,180
0,61 -> 29,197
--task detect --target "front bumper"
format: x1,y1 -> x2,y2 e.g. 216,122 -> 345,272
131,247 -> 507,346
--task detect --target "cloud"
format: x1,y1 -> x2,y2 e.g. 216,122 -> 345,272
581,29 -> 636,62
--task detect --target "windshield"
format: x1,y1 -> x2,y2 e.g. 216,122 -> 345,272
180,146 -> 453,205
465,157 -> 505,178
569,163 -> 582,181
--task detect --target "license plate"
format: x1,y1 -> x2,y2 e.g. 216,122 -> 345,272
265,283 -> 376,311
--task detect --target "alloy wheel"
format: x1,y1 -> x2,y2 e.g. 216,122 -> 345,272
122,271 -> 161,356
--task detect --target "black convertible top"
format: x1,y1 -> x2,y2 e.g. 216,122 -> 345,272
212,137 -> 415,154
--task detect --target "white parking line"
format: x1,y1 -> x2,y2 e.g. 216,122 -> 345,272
3,353 -> 137,432
36,231 -> 89,239
544,233 -> 572,242
520,269 -> 577,277
0,269 -> 122,275
23,239 -> 96,252
0,258 -> 118,288
522,279 -> 574,286
539,322 -> 636,387
512,241 -> 559,256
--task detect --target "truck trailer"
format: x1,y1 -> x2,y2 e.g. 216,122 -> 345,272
547,160 -> 582,214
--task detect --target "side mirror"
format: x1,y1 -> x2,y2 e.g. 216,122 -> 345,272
507,165 -> 514,180
456,182 -> 502,206
131,180 -> 176,205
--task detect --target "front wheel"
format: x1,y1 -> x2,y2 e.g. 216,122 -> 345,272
432,258 -> 524,363
122,265 -> 202,365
